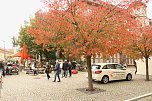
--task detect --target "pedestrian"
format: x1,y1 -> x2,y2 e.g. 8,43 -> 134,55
45,67 -> 50,80
53,60 -> 61,82
6,67 -> 9,74
34,68 -> 38,76
62,60 -> 69,78
72,61 -> 76,69
68,61 -> 73,77
0,60 -> 5,77
134,60 -> 137,74
2,69 -> 5,77
59,62 -> 64,77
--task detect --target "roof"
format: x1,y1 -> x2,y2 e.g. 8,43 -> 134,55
0,48 -> 14,55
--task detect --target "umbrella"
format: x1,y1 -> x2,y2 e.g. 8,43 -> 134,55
12,51 -> 31,58
12,43 -> 32,63
12,52 -> 22,57
21,43 -> 27,63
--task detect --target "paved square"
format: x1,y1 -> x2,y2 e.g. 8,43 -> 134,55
0,71 -> 152,101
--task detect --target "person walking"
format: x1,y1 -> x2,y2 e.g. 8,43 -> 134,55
62,60 -> 69,78
60,62 -> 64,78
53,60 -> 61,82
45,67 -> 50,80
134,60 -> 137,74
68,61 -> 73,77
0,60 -> 4,77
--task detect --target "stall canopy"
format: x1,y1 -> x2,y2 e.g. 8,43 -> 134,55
12,51 -> 31,58
12,43 -> 32,63
12,52 -> 22,57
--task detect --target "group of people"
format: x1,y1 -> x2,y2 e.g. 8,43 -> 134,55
45,60 -> 74,82
60,60 -> 73,78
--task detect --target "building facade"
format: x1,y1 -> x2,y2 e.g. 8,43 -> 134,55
0,48 -> 14,61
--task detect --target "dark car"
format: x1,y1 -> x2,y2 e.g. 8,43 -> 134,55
6,64 -> 19,75
11,64 -> 19,75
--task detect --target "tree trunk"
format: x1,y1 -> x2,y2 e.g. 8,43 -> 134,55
86,55 -> 94,91
145,56 -> 149,81
119,52 -> 123,65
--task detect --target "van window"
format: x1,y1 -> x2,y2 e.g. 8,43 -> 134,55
102,65 -> 109,69
106,64 -> 116,69
115,64 -> 123,70
91,65 -> 101,69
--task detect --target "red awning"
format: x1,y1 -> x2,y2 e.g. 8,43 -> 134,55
12,51 -> 31,58
12,52 -> 22,57
12,43 -> 32,63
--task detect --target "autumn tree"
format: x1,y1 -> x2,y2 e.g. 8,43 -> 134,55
18,25 -> 56,62
125,25 -> 152,81
123,1 -> 152,81
18,25 -> 39,58
11,36 -> 18,47
28,0 -> 143,91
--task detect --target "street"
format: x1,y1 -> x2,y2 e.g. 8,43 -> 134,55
0,71 -> 152,101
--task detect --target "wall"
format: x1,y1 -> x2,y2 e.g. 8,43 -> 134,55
136,57 -> 152,75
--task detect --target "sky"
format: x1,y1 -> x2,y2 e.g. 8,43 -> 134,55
0,0 -> 43,49
147,0 -> 152,18
0,0 -> 152,49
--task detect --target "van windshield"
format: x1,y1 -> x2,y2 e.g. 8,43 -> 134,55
91,65 -> 101,69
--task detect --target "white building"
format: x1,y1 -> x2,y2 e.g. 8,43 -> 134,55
136,58 -> 152,75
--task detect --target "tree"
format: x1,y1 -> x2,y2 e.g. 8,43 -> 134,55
125,25 -> 152,81
18,25 -> 44,62
11,36 -> 18,47
18,26 -> 36,54
28,0 -> 141,91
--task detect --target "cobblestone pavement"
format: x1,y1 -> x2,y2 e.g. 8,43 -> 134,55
0,71 -> 152,101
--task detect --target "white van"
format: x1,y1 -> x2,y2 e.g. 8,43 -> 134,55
91,63 -> 133,84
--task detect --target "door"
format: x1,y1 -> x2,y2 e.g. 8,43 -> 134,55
106,64 -> 117,80
114,64 -> 126,80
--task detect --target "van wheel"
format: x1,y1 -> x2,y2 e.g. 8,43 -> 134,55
126,74 -> 132,81
102,76 -> 109,84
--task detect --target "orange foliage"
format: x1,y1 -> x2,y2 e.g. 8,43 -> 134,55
28,0 -> 149,58
125,25 -> 152,59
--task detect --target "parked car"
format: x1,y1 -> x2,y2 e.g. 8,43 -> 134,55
90,63 -> 133,84
26,69 -> 34,74
72,61 -> 84,70
6,64 -> 19,75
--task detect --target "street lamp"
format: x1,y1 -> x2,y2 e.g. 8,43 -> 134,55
1,40 -> 6,61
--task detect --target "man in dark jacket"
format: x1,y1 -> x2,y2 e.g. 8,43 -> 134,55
0,60 -> 4,77
62,60 -> 69,78
53,60 -> 61,82
45,67 -> 50,80
68,61 -> 73,77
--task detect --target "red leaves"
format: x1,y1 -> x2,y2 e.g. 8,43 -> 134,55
126,25 -> 152,58
28,0 -> 150,59
66,35 -> 72,41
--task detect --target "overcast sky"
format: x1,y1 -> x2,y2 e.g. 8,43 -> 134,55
0,0 -> 43,49
0,0 -> 151,49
